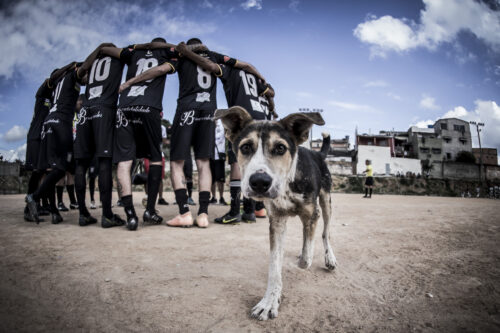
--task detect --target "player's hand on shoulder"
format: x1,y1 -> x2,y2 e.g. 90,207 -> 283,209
175,42 -> 188,55
119,82 -> 130,94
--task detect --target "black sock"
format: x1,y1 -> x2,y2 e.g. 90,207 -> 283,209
27,170 -> 42,195
121,194 -> 136,218
89,175 -> 96,201
47,185 -> 59,215
187,180 -> 193,198
198,191 -> 210,215
364,188 -> 368,196
146,164 -> 162,212
243,197 -> 255,214
42,195 -> 49,208
98,158 -> 113,219
369,188 -> 372,197
75,159 -> 90,217
66,184 -> 77,204
175,189 -> 189,214
56,185 -> 64,205
33,169 -> 65,203
229,179 -> 241,215
255,201 -> 265,211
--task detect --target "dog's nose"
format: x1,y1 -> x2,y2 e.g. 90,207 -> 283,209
249,172 -> 272,194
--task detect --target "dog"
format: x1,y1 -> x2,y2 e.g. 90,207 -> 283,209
214,106 -> 337,321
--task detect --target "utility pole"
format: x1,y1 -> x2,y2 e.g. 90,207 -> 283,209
469,121 -> 485,183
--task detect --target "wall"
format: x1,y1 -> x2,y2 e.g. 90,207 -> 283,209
390,158 -> 422,175
326,161 -> 353,175
356,145 -> 421,175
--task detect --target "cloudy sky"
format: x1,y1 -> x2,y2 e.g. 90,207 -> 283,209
0,0 -> 499,159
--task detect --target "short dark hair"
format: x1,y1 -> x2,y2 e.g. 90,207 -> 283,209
151,37 -> 166,43
50,68 -> 59,76
187,38 -> 202,45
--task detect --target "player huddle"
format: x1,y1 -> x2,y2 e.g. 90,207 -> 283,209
24,38 -> 276,231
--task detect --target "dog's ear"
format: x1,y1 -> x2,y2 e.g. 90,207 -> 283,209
279,112 -> 325,145
214,106 -> 253,142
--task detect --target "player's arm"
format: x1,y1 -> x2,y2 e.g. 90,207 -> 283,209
76,43 -> 116,78
100,46 -> 123,59
176,42 -> 221,75
234,60 -> 266,83
47,61 -> 76,87
268,96 -> 277,119
119,62 -> 175,93
133,42 -> 177,50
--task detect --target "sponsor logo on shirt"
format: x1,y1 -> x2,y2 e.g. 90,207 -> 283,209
196,92 -> 210,103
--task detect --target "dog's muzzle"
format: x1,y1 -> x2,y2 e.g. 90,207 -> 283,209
249,172 -> 273,196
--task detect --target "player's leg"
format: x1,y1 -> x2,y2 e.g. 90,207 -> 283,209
56,175 -> 67,211
167,109 -> 194,227
215,146 -> 241,223
66,168 -> 78,209
209,159 -> 218,203
184,155 -> 195,205
157,158 -> 168,205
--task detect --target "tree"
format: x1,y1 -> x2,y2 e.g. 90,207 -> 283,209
455,151 -> 476,164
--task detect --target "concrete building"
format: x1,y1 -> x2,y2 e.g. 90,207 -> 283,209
355,145 -> 421,176
472,148 -> 498,166
408,126 -> 443,164
433,118 -> 472,161
310,135 -> 350,153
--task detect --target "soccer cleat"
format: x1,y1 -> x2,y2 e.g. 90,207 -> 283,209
116,200 -> 124,207
242,212 -> 256,223
39,206 -> 50,216
126,214 -> 139,231
255,208 -> 267,218
58,202 -> 69,212
187,197 -> 196,205
79,214 -> 97,226
195,213 -> 209,228
24,206 -> 44,222
209,197 -> 217,204
158,198 -> 169,205
90,201 -> 97,209
166,212 -> 194,227
25,194 -> 40,223
69,203 -> 79,210
52,213 -> 63,224
214,211 -> 241,224
101,214 -> 125,228
219,197 -> 228,206
143,210 -> 163,224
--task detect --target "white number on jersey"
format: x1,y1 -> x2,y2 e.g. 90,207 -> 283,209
127,58 -> 159,97
239,70 -> 258,97
49,77 -> 65,112
197,66 -> 211,89
88,57 -> 112,99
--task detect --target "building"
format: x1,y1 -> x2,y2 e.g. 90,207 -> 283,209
408,126 -> 443,164
356,134 -> 395,156
310,135 -> 350,153
472,148 -> 498,166
433,118 -> 472,161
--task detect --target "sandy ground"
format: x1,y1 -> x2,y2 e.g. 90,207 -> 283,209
0,193 -> 499,333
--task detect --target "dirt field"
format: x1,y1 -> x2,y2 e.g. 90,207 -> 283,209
0,193 -> 499,332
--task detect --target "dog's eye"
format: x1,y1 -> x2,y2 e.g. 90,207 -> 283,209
273,143 -> 287,156
240,143 -> 253,155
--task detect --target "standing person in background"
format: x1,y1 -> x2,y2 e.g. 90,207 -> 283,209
209,119 -> 227,205
362,159 -> 374,198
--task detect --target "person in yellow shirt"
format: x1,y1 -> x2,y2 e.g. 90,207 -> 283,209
362,159 -> 374,198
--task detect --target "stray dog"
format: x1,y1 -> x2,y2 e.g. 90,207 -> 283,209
215,106 -> 337,321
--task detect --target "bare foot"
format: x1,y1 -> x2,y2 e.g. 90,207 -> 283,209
166,212 -> 193,227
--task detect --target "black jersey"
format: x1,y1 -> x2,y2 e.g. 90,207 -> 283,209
27,80 -> 53,140
118,47 -> 177,110
48,70 -> 82,120
176,50 -> 236,111
84,55 -> 125,108
220,65 -> 267,119
259,95 -> 272,120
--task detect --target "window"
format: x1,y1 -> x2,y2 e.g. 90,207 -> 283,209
420,147 -> 430,153
444,138 -> 451,143
440,123 -> 448,130
432,148 -> 441,154
446,153 -> 451,160
454,124 -> 465,132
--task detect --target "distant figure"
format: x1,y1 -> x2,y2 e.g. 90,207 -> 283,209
362,159 -> 373,198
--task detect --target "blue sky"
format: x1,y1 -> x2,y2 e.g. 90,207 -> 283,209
0,0 -> 499,159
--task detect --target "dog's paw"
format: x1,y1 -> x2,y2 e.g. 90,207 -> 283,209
325,250 -> 337,270
251,295 -> 280,320
298,255 -> 312,269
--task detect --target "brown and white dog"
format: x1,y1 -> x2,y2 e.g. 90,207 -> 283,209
215,106 -> 337,320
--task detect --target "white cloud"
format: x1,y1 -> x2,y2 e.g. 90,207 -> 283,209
414,119 -> 435,128
364,80 -> 389,88
442,106 -> 468,119
387,92 -> 402,101
289,0 -> 300,12
0,0 -> 216,81
1,125 -> 27,142
353,0 -> 500,58
200,0 -> 213,9
420,94 -> 440,110
328,100 -> 377,113
0,143 -> 27,162
241,0 -> 262,10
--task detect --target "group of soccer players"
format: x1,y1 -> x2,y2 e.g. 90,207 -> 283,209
24,37 -> 276,231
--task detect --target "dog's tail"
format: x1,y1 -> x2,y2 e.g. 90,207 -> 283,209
320,132 -> 330,160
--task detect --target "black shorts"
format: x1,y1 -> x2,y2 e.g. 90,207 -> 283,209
113,106 -> 162,164
210,159 -> 225,183
365,176 -> 374,186
170,108 -> 214,161
37,116 -> 73,171
227,143 -> 237,165
25,139 -> 42,171
74,105 -> 115,160
183,156 -> 193,180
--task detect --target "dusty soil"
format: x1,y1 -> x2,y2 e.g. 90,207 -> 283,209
0,193 -> 499,332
